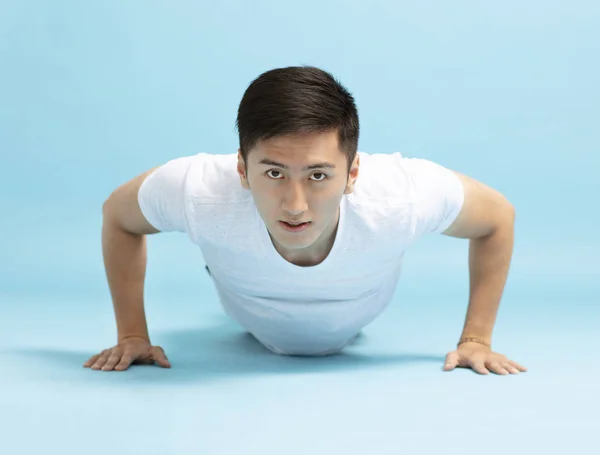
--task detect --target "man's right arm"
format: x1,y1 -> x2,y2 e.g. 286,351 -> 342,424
85,156 -> 195,370
102,166 -> 161,343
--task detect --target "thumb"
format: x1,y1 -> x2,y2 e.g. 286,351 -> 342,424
151,347 -> 171,368
443,351 -> 459,371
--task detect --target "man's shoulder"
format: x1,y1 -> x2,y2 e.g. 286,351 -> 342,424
352,151 -> 416,204
183,152 -> 248,202
186,151 -> 238,169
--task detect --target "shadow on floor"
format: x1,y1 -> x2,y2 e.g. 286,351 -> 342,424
1,319 -> 447,386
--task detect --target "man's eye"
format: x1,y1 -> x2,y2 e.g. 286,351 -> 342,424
266,170 -> 283,179
311,172 -> 327,181
266,170 -> 328,181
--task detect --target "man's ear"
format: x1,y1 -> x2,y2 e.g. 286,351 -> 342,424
343,154 -> 360,194
237,149 -> 250,190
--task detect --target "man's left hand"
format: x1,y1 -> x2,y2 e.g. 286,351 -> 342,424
443,342 -> 527,375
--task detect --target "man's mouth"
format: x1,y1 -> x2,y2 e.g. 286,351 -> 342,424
279,221 -> 311,232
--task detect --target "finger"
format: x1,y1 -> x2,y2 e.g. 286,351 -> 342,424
502,363 -> 520,374
151,347 -> 171,368
91,351 -> 111,370
488,361 -> 509,375
114,353 -> 135,371
509,361 -> 528,372
470,361 -> 489,375
83,354 -> 101,368
101,351 -> 123,371
442,351 -> 459,371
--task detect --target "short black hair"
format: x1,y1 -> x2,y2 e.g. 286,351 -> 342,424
235,65 -> 360,173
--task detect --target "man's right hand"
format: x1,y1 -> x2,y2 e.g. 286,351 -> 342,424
83,336 -> 171,371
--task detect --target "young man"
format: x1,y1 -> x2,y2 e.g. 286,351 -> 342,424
84,66 -> 527,376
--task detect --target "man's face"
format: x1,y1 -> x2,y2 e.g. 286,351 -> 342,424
237,130 -> 359,261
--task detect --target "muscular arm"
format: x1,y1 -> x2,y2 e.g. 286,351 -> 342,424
102,166 -> 161,342
442,171 -> 516,346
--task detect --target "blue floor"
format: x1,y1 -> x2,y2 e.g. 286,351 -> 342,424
1,257 -> 598,453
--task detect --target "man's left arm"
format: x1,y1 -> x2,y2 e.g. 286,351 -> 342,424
440,171 -> 527,375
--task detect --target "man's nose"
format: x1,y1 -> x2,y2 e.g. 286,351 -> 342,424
281,182 -> 308,215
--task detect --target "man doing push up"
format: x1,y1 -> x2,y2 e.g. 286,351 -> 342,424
84,65 -> 527,376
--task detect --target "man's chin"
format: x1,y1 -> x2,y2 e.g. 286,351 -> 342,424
269,230 -> 315,250
274,236 -> 314,250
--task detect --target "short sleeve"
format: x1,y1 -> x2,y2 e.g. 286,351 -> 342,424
402,157 -> 465,235
137,156 -> 196,233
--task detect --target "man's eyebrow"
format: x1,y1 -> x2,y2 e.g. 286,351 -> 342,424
257,158 -> 336,171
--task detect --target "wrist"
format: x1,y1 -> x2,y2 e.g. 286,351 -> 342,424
457,336 -> 491,349
460,327 -> 492,346
118,334 -> 150,343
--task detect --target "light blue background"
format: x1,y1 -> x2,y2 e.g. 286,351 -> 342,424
1,1 -> 598,454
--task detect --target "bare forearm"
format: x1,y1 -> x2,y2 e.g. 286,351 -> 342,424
102,212 -> 150,343
461,219 -> 514,345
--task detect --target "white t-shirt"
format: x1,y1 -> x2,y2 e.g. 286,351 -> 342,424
138,151 -> 464,355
